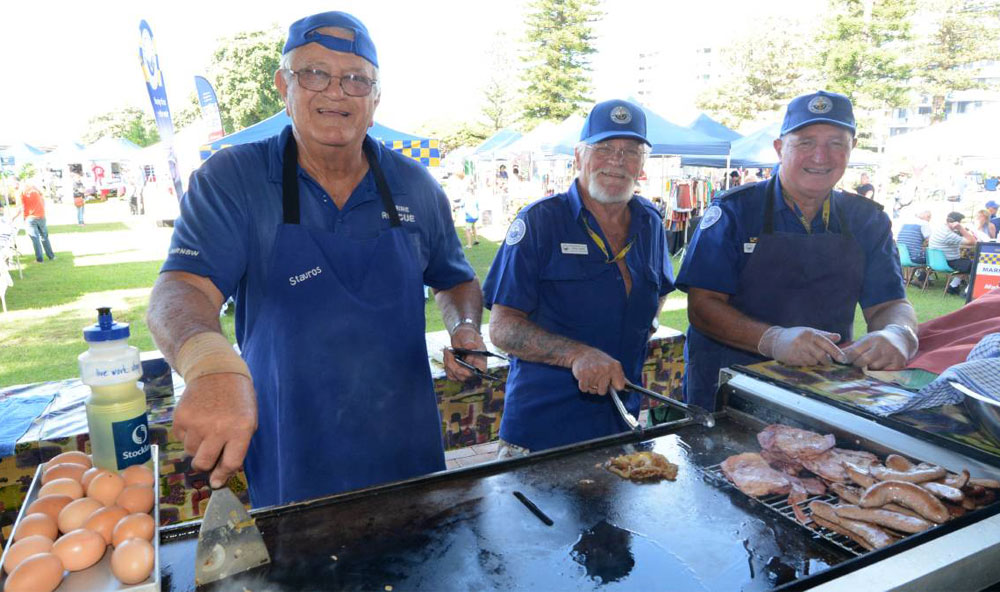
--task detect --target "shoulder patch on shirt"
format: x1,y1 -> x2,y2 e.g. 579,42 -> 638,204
700,205 -> 723,229
506,218 -> 527,246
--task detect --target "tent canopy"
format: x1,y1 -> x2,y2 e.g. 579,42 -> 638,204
681,123 -> 877,168
497,116 -> 584,158
688,113 -> 742,142
885,104 -> 1000,161
552,102 -> 730,156
472,128 -> 522,158
83,137 -> 141,162
0,142 -> 45,168
200,111 -> 440,165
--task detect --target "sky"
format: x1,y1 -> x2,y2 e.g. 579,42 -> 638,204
1,0 -> 823,147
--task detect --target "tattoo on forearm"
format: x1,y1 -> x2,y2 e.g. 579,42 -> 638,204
495,315 -> 579,368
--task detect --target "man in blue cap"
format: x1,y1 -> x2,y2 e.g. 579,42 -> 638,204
676,91 -> 919,410
483,99 -> 675,457
148,11 -> 486,507
987,200 -> 1000,231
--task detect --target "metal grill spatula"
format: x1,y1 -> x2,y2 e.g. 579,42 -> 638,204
195,486 -> 270,586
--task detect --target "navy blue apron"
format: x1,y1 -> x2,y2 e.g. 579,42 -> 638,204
684,176 -> 865,410
241,135 -> 445,507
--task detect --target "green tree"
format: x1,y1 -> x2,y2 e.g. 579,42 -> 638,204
82,107 -> 160,147
817,0 -> 916,147
481,31 -> 521,131
696,17 -> 820,127
416,118 -> 490,152
913,0 -> 1000,122
207,26 -> 285,133
520,0 -> 601,127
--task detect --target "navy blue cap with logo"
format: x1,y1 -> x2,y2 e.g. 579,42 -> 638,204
580,99 -> 652,147
780,91 -> 856,136
283,11 -> 378,68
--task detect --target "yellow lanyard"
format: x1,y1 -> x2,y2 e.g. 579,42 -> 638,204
582,216 -> 633,264
793,197 -> 831,234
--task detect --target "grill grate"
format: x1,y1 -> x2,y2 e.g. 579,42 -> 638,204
701,462 -> 867,557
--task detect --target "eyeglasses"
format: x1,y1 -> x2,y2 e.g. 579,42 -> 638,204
287,68 -> 378,97
586,144 -> 646,164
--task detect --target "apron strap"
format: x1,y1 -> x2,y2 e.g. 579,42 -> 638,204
363,139 -> 401,228
282,135 -> 301,225
280,134 -> 401,228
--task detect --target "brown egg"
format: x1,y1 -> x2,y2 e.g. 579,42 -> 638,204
84,505 -> 129,545
2,552 -> 64,592
121,464 -> 156,487
57,497 -> 103,534
25,495 -> 74,523
87,471 -> 125,506
116,485 -> 155,514
111,537 -> 155,584
52,528 -> 106,572
41,463 -> 88,485
81,467 -> 111,491
2,534 -> 53,574
43,450 -> 92,471
112,513 -> 155,547
12,512 -> 58,542
38,477 -> 84,500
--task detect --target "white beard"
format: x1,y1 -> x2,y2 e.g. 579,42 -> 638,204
588,172 -> 634,204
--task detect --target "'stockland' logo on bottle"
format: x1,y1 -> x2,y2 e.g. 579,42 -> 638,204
112,412 -> 151,469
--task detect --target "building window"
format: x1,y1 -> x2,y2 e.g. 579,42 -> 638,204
918,106 -> 931,115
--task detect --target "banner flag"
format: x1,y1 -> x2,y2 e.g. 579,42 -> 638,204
139,19 -> 184,201
194,76 -> 225,141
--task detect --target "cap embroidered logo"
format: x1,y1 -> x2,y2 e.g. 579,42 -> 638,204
610,106 -> 632,125
808,96 -> 833,114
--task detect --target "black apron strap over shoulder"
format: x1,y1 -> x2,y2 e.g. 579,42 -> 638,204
281,134 -> 401,227
282,135 -> 301,225
362,138 -> 401,228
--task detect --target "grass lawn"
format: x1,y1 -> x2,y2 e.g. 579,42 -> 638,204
1,234 -> 966,388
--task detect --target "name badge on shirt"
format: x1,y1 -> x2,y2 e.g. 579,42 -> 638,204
561,243 -> 589,255
743,242 -> 756,253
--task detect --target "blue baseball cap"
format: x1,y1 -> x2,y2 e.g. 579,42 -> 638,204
781,91 -> 856,136
283,11 -> 378,68
580,100 -> 651,146
987,200 -> 999,209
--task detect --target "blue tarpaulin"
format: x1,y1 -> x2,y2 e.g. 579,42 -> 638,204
200,111 -> 440,166
682,123 -> 781,168
473,128 -> 522,157
688,113 -> 742,142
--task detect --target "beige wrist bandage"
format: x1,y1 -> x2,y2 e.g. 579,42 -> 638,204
175,332 -> 251,384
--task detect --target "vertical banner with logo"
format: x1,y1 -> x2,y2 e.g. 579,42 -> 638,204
967,242 -> 1000,302
194,76 -> 226,141
138,19 -> 184,201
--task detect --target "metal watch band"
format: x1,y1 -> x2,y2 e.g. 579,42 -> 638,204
450,317 -> 479,334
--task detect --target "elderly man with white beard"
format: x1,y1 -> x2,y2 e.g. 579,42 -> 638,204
482,99 -> 675,457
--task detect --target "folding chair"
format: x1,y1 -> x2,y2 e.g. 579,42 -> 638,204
896,243 -> 926,288
924,248 -> 969,295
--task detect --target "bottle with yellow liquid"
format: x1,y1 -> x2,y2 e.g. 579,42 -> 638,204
79,307 -> 151,471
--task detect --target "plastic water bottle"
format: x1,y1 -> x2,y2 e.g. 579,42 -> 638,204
79,307 -> 151,470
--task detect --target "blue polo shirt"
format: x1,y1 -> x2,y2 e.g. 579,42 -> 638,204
676,178 -> 905,309
483,181 -> 674,451
162,126 -> 474,347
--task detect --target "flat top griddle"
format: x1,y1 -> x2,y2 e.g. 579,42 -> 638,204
158,415 -> 852,592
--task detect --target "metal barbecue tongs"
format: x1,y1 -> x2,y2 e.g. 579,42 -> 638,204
609,380 -> 716,433
447,347 -> 509,383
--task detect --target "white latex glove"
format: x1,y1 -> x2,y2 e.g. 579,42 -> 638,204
757,326 -> 848,366
842,324 -> 918,370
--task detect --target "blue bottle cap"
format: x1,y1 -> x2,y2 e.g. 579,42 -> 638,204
83,307 -> 131,342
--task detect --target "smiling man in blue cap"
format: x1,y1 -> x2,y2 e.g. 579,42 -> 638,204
483,99 -> 675,457
148,11 -> 486,507
676,91 -> 919,410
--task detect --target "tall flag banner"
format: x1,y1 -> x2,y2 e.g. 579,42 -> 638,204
194,76 -> 225,141
139,20 -> 184,201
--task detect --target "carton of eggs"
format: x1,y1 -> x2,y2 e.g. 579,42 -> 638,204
0,448 -> 160,591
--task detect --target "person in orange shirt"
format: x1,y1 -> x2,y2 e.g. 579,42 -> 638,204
13,179 -> 55,262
